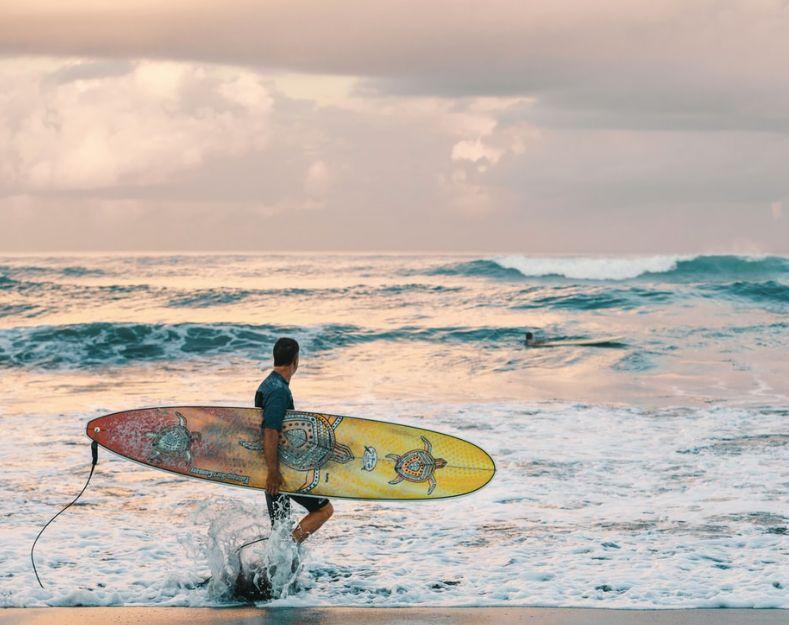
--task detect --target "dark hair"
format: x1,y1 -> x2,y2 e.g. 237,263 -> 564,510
273,337 -> 299,366
525,332 -> 534,340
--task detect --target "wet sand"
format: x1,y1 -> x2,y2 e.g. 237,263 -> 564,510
0,608 -> 786,625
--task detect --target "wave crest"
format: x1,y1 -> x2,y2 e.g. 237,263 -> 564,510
0,322 -> 527,369
433,254 -> 788,281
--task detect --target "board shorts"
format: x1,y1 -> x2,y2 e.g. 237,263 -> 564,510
265,493 -> 331,526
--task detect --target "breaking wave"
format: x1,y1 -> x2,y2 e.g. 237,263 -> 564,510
431,255 -> 788,281
0,322 -> 528,369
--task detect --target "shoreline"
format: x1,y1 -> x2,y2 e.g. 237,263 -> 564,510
1,608 -> 787,625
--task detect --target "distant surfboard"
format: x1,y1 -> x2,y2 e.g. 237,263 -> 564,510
86,406 -> 495,501
528,337 -> 625,347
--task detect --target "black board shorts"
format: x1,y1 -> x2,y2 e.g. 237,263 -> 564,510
265,493 -> 331,525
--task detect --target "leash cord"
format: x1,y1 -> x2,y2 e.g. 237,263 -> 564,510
234,536 -> 269,553
30,440 -> 99,589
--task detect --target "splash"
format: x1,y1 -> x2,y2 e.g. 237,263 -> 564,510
199,501 -> 303,603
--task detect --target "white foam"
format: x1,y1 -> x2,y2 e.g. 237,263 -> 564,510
490,255 -> 692,280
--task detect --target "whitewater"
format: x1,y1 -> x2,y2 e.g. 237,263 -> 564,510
0,253 -> 786,608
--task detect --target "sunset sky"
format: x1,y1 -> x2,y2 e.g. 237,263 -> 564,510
1,1 -> 787,252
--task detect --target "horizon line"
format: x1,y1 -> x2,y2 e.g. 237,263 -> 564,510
0,249 -> 786,257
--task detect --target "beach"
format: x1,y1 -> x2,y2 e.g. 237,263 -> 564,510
1,608 -> 788,625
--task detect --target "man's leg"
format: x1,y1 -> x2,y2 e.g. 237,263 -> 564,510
289,496 -> 333,543
265,493 -> 291,527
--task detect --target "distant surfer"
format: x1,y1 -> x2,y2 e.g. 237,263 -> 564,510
524,331 -> 546,347
255,337 -> 334,543
524,331 -> 624,347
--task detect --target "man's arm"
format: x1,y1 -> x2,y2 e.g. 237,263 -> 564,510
263,427 -> 283,495
261,388 -> 288,495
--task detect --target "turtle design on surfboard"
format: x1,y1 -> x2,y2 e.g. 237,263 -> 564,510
239,412 -> 354,493
146,411 -> 201,465
387,436 -> 447,495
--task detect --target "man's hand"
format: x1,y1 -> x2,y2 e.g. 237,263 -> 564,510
266,469 -> 284,495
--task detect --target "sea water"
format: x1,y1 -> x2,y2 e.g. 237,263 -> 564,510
0,253 -> 786,607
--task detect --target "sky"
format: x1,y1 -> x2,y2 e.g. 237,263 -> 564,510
0,0 -> 787,253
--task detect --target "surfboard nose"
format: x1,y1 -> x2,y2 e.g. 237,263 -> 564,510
86,414 -> 111,446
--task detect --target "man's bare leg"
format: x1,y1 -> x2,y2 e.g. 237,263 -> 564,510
292,503 -> 333,543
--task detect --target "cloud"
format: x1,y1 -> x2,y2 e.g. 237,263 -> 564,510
0,58 -> 272,190
2,1 -> 789,130
451,139 -> 503,165
304,160 -> 330,203
1,55 -> 788,252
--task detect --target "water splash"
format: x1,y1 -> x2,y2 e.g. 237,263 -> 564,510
198,500 -> 303,603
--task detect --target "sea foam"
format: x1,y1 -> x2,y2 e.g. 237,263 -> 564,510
492,255 -> 688,280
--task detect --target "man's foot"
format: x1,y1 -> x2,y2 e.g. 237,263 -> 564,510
292,524 -> 311,543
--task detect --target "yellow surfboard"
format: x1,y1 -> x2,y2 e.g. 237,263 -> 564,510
86,406 -> 495,500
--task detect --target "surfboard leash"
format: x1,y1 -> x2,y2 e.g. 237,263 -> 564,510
30,440 -> 99,589
234,536 -> 269,553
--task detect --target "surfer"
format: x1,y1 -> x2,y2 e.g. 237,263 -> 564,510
525,332 -> 624,347
524,331 -> 546,347
256,337 -> 334,543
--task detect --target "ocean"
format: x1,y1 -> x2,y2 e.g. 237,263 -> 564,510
0,253 -> 786,608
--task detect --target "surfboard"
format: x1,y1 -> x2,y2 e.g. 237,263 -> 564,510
86,406 -> 495,500
529,337 -> 625,347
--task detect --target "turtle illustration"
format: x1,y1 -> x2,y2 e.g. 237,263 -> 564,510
146,411 -> 201,465
239,412 -> 354,492
386,436 -> 447,495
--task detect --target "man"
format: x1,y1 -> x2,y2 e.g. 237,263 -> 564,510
255,337 -> 334,543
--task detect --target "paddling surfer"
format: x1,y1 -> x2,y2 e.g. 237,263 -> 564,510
524,332 -> 624,347
256,337 -> 334,542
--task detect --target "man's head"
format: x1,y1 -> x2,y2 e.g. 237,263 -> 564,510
273,337 -> 299,373
525,331 -> 534,342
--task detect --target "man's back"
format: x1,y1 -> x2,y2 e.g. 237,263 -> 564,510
255,371 -> 293,431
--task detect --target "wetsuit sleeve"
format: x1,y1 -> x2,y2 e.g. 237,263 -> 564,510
261,387 -> 288,431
